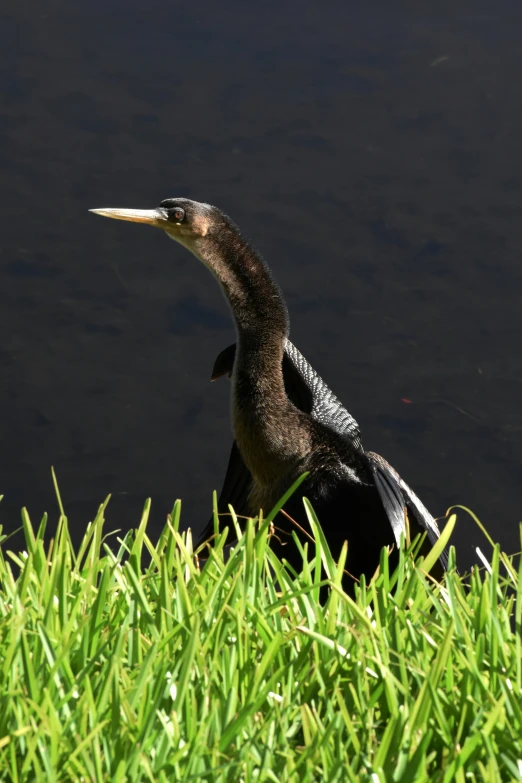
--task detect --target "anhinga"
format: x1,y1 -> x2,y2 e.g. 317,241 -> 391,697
90,198 -> 447,585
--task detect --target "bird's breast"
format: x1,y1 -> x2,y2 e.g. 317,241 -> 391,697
233,404 -> 311,484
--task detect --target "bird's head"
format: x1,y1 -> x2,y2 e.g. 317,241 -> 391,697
90,197 -> 223,251
91,195 -> 288,332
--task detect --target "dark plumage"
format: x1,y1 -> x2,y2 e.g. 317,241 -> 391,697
90,198 -> 448,589
204,340 -> 447,583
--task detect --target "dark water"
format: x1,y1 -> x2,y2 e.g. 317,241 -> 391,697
2,0 -> 522,570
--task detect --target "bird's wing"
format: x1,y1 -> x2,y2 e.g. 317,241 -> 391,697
367,451 -> 449,571
369,458 -> 407,549
210,343 -> 236,381
211,340 -> 363,445
283,340 -> 363,448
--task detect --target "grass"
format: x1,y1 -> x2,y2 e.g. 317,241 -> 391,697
0,487 -> 521,782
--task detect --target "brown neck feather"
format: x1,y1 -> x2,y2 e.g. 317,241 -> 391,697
190,218 -> 309,484
192,219 -> 288,336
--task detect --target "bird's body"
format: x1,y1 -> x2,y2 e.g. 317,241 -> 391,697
207,338 -> 445,581
90,197 -> 447,587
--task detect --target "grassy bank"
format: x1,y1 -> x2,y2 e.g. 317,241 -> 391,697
0,492 -> 521,782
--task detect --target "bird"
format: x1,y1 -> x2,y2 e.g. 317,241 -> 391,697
90,197 -> 447,588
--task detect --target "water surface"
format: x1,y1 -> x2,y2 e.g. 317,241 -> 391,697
2,0 -> 522,568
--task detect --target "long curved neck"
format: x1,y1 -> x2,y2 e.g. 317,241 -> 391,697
191,219 -> 289,340
188,220 -> 308,484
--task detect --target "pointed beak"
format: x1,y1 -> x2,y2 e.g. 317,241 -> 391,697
89,207 -> 168,228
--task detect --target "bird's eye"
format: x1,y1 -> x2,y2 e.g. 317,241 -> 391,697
172,207 -> 185,222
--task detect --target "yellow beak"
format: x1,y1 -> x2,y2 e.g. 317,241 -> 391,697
89,207 -> 168,228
